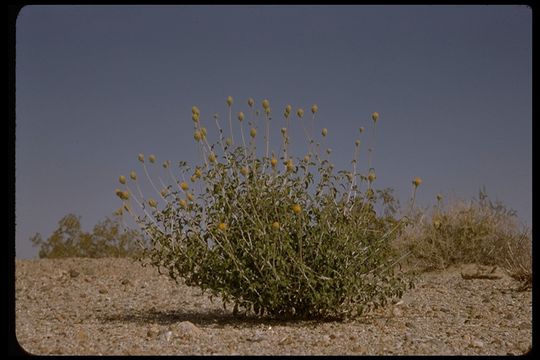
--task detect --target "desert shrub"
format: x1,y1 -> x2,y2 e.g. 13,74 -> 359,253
397,188 -> 532,284
30,213 -> 147,259
116,98 -> 418,319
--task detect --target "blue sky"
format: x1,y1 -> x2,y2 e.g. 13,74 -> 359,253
16,5 -> 532,258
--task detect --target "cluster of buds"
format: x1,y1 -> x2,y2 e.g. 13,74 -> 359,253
192,106 -> 200,122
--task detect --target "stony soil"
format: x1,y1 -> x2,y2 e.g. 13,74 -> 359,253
15,258 -> 532,355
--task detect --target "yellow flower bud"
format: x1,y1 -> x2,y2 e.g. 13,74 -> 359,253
119,175 -> 126,185
433,220 -> 441,229
368,171 -> 376,183
179,199 -> 187,208
281,127 -> 287,136
292,204 -> 302,214
116,190 -> 129,201
194,130 -> 202,141
191,106 -> 200,115
194,168 -> 202,178
297,108 -> 304,118
250,128 -> 257,138
130,171 -> 137,181
372,112 -> 379,122
248,98 -> 254,107
138,153 -> 144,163
321,128 -> 327,137
148,154 -> 156,164
225,137 -> 233,146
285,105 -> 292,114
271,157 -> 278,168
162,161 -> 169,169
186,192 -> 194,201
208,152 -> 216,163
359,127 -> 365,133
272,221 -> 280,230
160,188 -> 168,197
226,96 -> 233,107
240,167 -> 249,176
190,175 -> 197,183
413,177 -> 422,187
304,155 -> 310,163
148,198 -> 158,208
355,139 -> 360,147
286,159 -> 294,172
311,104 -> 318,114
180,182 -> 189,191
238,111 -> 245,122
218,222 -> 228,231
192,113 -> 200,122
262,99 -> 270,110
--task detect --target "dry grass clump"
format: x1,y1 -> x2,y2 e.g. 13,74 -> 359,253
397,189 -> 531,285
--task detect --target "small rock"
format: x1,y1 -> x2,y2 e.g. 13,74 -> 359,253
247,333 -> 265,342
121,279 -> 131,286
147,325 -> 160,339
351,345 -> 366,354
278,335 -> 294,345
405,322 -> 416,329
98,288 -> 108,294
471,340 -> 484,348
174,321 -> 202,339
69,269 -> 80,278
76,330 -> 88,342
161,330 -> 173,342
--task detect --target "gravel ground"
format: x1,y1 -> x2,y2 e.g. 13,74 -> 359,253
15,258 -> 532,355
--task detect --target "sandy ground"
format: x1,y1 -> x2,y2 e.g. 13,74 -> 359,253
15,258 -> 532,355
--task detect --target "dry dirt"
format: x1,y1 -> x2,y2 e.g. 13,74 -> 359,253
15,258 -> 532,355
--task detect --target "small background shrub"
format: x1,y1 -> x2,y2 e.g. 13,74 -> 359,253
30,213 -> 147,259
396,188 -> 531,284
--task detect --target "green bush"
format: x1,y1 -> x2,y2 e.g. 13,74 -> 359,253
116,98 -> 416,319
397,188 -> 532,284
30,213 -> 147,258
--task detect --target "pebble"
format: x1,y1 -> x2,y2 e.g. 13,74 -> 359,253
98,288 -> 108,294
69,269 -> 80,278
147,325 -> 160,339
173,321 -> 202,339
470,340 -> 484,348
279,335 -> 294,345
